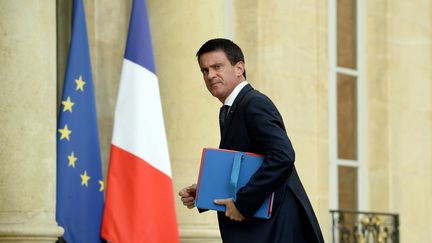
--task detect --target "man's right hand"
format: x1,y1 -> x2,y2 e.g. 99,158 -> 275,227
179,184 -> 197,209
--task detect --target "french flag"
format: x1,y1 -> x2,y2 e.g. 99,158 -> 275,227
101,0 -> 179,242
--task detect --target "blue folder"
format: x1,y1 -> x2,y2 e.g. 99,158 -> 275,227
195,148 -> 274,219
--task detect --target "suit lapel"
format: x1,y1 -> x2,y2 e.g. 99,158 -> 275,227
220,84 -> 254,146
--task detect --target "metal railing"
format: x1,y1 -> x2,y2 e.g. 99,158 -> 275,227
330,210 -> 399,243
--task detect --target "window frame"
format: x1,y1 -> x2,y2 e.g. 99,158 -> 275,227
328,0 -> 368,212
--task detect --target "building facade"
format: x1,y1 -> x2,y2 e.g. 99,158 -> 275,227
1,0 -> 431,242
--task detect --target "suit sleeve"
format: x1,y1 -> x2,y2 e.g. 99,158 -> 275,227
234,95 -> 295,218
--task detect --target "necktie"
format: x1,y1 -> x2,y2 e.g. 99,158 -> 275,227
219,105 -> 230,131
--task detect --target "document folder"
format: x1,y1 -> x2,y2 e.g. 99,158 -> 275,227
195,148 -> 274,219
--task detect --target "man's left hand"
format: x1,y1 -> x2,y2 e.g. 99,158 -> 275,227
214,198 -> 245,221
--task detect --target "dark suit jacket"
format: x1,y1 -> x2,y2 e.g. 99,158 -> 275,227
217,84 -> 324,243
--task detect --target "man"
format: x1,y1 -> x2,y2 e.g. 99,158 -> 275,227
179,38 -> 324,243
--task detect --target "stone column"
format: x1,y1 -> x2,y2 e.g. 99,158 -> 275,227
0,1 -> 64,242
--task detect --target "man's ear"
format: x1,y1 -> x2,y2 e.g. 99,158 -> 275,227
235,61 -> 245,77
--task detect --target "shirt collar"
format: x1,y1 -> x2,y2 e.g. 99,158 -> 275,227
224,81 -> 248,106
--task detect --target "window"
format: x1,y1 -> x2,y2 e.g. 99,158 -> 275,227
329,0 -> 366,213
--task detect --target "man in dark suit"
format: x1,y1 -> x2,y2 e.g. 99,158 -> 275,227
179,38 -> 324,243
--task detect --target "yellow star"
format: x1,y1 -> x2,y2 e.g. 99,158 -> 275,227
67,152 -> 77,168
99,180 -> 104,192
61,96 -> 75,113
58,124 -> 72,141
75,75 -> 86,91
80,170 -> 90,187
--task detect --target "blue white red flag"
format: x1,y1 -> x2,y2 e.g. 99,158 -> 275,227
101,0 -> 179,242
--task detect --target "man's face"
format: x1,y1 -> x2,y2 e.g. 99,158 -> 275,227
198,50 -> 244,103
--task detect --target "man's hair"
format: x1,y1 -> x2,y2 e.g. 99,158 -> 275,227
196,38 -> 246,79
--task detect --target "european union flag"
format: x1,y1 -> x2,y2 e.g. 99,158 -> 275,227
56,0 -> 104,242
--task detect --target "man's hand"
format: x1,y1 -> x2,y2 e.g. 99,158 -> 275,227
179,184 -> 197,209
214,198 -> 245,221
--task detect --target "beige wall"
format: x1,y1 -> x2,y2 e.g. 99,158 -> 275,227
367,0 -> 391,213
233,0 -> 330,239
2,0 -> 432,242
367,0 -> 432,242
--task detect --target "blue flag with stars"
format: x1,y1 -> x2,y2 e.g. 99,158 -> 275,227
56,0 -> 104,242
